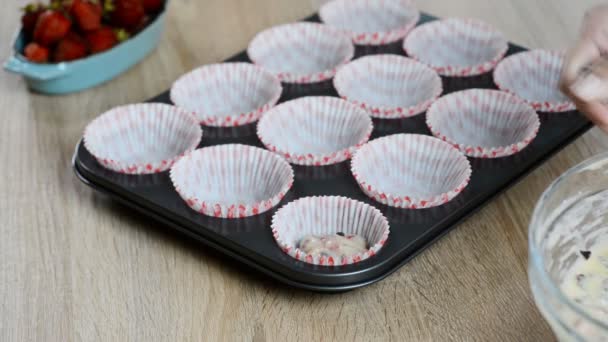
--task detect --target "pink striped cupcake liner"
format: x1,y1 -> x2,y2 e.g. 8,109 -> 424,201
257,96 -> 373,166
403,18 -> 508,77
351,134 -> 471,209
333,54 -> 442,118
271,196 -> 390,266
247,22 -> 354,83
170,144 -> 294,218
426,89 -> 540,158
493,49 -> 575,112
319,0 -> 420,45
170,62 -> 282,127
83,103 -> 202,174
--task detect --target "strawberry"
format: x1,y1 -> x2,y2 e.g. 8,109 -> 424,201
24,42 -> 49,63
86,26 -> 117,53
107,0 -> 145,30
141,0 -> 163,14
21,3 -> 46,37
33,10 -> 72,47
70,0 -> 103,31
130,15 -> 150,34
53,32 -> 88,62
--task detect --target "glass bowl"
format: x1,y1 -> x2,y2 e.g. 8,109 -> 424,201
529,153 -> 608,341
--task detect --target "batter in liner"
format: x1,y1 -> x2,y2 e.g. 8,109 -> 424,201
299,233 -> 367,259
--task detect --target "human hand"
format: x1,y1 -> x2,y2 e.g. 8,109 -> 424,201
560,4 -> 608,131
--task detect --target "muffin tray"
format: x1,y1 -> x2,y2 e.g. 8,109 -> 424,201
72,13 -> 592,292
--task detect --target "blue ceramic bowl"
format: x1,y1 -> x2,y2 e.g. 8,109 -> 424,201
3,11 -> 166,95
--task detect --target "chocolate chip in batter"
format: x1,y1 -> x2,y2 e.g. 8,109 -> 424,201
581,250 -> 591,260
576,273 -> 588,289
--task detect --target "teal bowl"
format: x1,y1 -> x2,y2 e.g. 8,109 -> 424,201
3,11 -> 166,95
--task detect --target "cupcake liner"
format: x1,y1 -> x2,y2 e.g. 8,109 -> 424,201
493,50 -> 575,112
169,144 -> 294,218
426,89 -> 540,158
170,62 -> 282,127
257,96 -> 373,166
319,0 -> 420,46
333,54 -> 442,118
271,196 -> 390,266
351,134 -> 471,209
403,18 -> 508,77
247,22 -> 355,84
83,103 -> 202,174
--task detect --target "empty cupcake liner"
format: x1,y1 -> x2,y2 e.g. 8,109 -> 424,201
170,144 -> 294,218
247,22 -> 355,83
257,96 -> 373,166
351,134 -> 471,209
493,49 -> 575,112
271,196 -> 390,266
319,0 -> 420,46
83,103 -> 202,174
170,62 -> 282,127
403,18 -> 508,77
333,54 -> 442,118
426,89 -> 540,158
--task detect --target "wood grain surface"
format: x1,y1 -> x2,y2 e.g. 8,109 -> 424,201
1,0 -> 607,341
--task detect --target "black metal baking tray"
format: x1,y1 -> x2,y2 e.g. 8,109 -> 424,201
72,13 -> 592,292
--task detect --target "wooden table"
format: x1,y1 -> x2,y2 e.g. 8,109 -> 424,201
2,0 -> 607,340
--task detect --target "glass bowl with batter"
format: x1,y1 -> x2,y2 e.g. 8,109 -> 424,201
529,153 -> 608,341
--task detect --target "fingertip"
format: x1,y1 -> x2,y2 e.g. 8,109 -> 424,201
573,99 -> 608,129
570,71 -> 608,103
562,38 -> 600,85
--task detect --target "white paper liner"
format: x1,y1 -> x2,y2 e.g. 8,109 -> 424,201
83,103 -> 202,174
403,18 -> 508,77
170,62 -> 282,127
426,89 -> 540,158
247,22 -> 354,83
333,54 -> 442,118
493,49 -> 575,112
351,134 -> 471,209
271,196 -> 390,265
257,96 -> 373,166
319,0 -> 420,45
170,144 -> 294,218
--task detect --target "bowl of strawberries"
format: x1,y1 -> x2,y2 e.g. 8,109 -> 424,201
4,0 -> 166,94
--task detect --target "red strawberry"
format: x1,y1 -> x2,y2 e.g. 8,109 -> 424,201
130,15 -> 150,34
53,32 -> 88,62
24,42 -> 49,63
21,3 -> 46,37
86,26 -> 117,53
33,10 -> 72,46
107,0 -> 145,29
141,0 -> 163,13
70,0 -> 103,31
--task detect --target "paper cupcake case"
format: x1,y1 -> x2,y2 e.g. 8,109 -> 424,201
271,196 -> 390,266
426,89 -> 540,158
247,22 -> 354,83
319,0 -> 420,45
257,96 -> 373,166
170,144 -> 294,218
333,54 -> 442,118
493,49 -> 575,112
83,103 -> 202,174
351,134 -> 471,209
170,62 -> 282,127
403,18 -> 508,77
